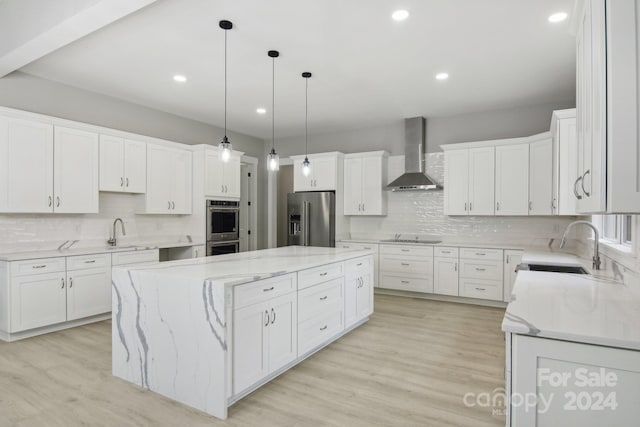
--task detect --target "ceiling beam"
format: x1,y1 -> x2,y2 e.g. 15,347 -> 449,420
0,0 -> 158,78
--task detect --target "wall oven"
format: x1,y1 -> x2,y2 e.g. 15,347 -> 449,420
206,200 -> 240,256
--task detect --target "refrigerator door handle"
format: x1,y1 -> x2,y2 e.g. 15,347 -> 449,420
303,200 -> 310,246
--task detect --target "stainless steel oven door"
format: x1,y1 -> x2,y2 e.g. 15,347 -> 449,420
207,206 -> 239,242
207,240 -> 240,256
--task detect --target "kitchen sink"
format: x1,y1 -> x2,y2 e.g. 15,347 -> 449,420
380,239 -> 442,244
522,264 -> 589,274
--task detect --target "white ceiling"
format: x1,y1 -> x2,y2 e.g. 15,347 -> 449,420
18,0 -> 576,139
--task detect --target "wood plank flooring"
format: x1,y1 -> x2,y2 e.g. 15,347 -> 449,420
0,294 -> 506,427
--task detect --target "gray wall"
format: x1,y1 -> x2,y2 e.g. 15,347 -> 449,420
272,100 -> 576,156
0,71 -> 269,249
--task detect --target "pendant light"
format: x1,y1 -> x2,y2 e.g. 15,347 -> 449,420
301,72 -> 312,177
218,20 -> 233,162
267,50 -> 280,171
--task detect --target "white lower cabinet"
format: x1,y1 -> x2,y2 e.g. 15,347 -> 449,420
379,244 -> 434,293
337,242 -> 379,287
66,254 -> 111,321
345,257 -> 373,328
458,248 -> 504,301
10,271 -> 66,332
510,334 -> 640,426
503,250 -> 523,302
434,257 -> 459,296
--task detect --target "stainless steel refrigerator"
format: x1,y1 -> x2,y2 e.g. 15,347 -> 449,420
287,192 -> 335,247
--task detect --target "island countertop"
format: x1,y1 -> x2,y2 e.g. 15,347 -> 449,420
113,245 -> 375,285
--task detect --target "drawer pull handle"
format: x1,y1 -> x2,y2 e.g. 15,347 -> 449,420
319,272 -> 328,276
84,260 -> 96,264
401,249 -> 410,252
320,296 -> 328,301
475,268 -> 486,271
363,247 -> 372,250
263,286 -> 275,292
401,263 -> 410,266
441,251 -> 451,254
475,253 -> 486,256
475,287 -> 486,291
32,265 -> 47,269
356,262 -> 363,266
320,325 -> 328,331
401,280 -> 409,284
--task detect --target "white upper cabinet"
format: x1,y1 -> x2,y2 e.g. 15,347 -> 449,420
468,147 -> 495,215
343,152 -> 388,216
205,150 -> 241,199
143,144 -> 192,214
292,153 -> 341,192
575,0 -> 640,213
444,149 -> 469,215
0,116 -> 54,213
551,110 -> 578,215
495,144 -> 529,216
99,135 -> 146,193
528,138 -> 553,215
53,126 -> 99,214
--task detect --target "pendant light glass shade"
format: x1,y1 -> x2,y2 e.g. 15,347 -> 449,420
301,72 -> 312,177
267,50 -> 280,172
302,156 -> 311,176
219,20 -> 233,163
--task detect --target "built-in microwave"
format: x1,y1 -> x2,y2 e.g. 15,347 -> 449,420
206,200 -> 240,242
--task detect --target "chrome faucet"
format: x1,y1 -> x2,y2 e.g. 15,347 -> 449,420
560,220 -> 601,270
107,218 -> 126,247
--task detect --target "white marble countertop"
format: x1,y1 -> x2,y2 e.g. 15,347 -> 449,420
0,238 -> 204,261
502,268 -> 640,350
521,250 -> 586,267
339,238 -> 531,250
114,246 -> 374,286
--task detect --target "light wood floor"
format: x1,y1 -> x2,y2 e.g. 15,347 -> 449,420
0,295 -> 506,427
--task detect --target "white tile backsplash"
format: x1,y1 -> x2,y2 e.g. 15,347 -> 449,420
0,193 -> 194,253
349,153 -> 579,246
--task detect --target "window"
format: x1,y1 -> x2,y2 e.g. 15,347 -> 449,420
594,214 -> 633,248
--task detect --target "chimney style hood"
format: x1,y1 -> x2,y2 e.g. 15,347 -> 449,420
386,117 -> 443,191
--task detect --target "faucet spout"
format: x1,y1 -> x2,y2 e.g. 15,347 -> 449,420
560,220 -> 600,270
108,218 -> 126,247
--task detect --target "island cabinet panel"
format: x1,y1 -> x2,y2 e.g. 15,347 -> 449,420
298,262 -> 345,290
345,256 -> 373,328
233,300 -> 268,394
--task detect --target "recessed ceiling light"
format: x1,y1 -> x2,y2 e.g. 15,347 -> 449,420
173,74 -> 187,83
392,10 -> 409,21
256,108 -> 267,114
435,72 -> 449,81
548,12 -> 568,23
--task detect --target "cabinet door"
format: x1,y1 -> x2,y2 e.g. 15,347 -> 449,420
512,335 -> 640,426
495,144 -> 529,216
0,117 -> 54,213
529,139 -> 553,215
66,268 -> 111,320
99,135 -> 125,192
123,139 -> 147,194
53,126 -> 99,213
503,250 -> 522,302
362,156 -> 385,215
444,150 -> 469,215
171,149 -> 192,214
343,157 -> 362,215
223,154 -> 241,199
556,117 -> 579,215
433,257 -> 459,296
204,150 -> 225,198
355,271 -> 373,320
312,156 -> 337,191
233,302 -> 268,394
469,147 -> 495,215
10,272 -> 66,332
344,274 -> 358,327
266,293 -> 297,374
146,145 -> 174,213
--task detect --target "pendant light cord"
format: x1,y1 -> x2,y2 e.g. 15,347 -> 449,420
224,28 -> 228,139
272,56 -> 275,150
305,78 -> 308,155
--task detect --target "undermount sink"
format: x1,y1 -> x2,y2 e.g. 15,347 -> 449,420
522,264 -> 589,275
380,239 -> 442,244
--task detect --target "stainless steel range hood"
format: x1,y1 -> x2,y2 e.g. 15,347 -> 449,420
386,117 -> 443,191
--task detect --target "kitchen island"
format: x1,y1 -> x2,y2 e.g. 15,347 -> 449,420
111,246 -> 374,420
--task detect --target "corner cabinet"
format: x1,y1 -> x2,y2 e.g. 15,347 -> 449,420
528,137 -> 553,215
551,109 -> 578,215
99,135 -> 146,194
142,144 -> 192,214
291,153 -> 342,192
343,151 -> 388,215
575,0 -> 640,213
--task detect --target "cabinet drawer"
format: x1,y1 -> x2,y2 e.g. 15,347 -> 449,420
298,278 -> 344,323
346,256 -> 372,273
298,309 -> 344,356
11,258 -> 66,277
338,242 -> 379,253
434,247 -> 458,258
111,249 -> 159,266
67,253 -> 110,271
381,244 -> 434,257
234,273 -> 297,309
460,247 -> 503,261
459,278 -> 502,301
379,274 -> 433,293
380,256 -> 432,276
459,260 -> 503,281
298,262 -> 344,290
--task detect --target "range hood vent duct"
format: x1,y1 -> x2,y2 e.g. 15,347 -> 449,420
386,117 -> 443,191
